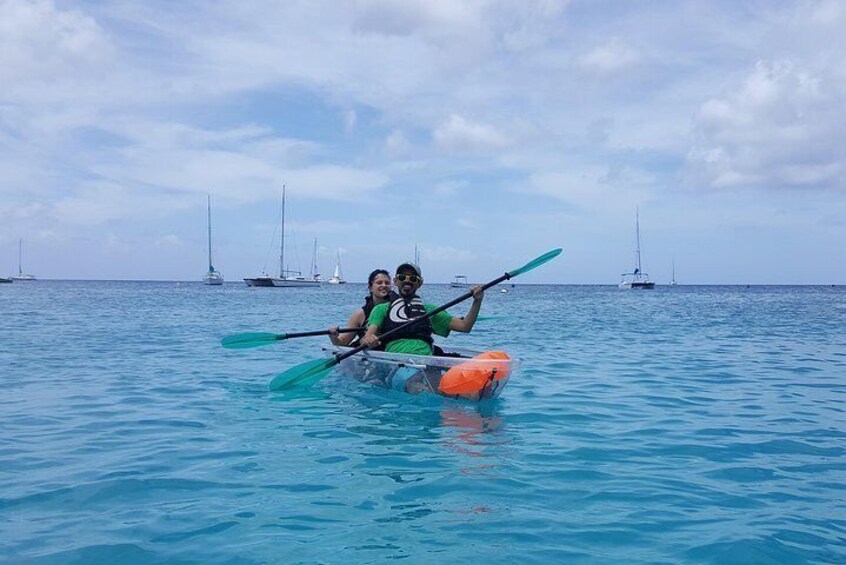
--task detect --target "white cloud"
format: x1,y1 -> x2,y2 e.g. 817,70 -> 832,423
577,39 -> 641,75
456,217 -> 480,229
433,179 -> 469,196
688,59 -> 846,191
154,234 -> 183,248
385,129 -> 411,155
344,110 -> 357,133
283,165 -> 389,200
350,0 -> 480,37
524,168 -> 656,214
433,114 -> 509,152
808,0 -> 842,24
420,245 -> 476,263
0,0 -> 116,89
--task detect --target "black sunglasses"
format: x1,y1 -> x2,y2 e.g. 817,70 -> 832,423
395,273 -> 421,284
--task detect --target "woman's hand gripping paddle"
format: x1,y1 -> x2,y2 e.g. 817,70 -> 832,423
269,248 -> 563,391
221,327 -> 365,350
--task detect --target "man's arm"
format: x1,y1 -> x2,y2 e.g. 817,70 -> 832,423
448,285 -> 484,333
360,304 -> 386,348
360,324 -> 381,348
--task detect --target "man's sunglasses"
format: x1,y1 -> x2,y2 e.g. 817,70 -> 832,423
395,273 -> 421,284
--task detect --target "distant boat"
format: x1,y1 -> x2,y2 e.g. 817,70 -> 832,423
500,287 -> 508,293
244,185 -> 320,288
11,239 -> 36,281
328,250 -> 346,284
203,195 -> 223,286
619,209 -> 655,289
310,238 -> 323,282
669,259 -> 678,286
450,275 -> 469,288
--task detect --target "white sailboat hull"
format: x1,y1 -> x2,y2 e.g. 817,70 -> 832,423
244,276 -> 320,287
204,272 -> 223,285
275,278 -> 321,287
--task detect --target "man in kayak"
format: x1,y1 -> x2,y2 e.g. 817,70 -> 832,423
360,261 -> 484,356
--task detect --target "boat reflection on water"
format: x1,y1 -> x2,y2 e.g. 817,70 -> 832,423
438,403 -> 506,466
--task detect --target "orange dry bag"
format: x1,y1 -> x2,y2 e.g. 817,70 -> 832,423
438,351 -> 511,396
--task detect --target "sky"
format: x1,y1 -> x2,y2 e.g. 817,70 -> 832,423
1,0 -> 844,284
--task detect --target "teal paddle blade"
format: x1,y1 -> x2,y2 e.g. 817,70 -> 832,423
221,332 -> 281,349
269,357 -> 337,391
507,248 -> 562,278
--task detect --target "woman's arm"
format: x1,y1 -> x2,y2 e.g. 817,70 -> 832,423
330,308 -> 365,345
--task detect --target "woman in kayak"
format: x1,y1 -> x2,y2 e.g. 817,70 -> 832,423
328,268 -> 398,347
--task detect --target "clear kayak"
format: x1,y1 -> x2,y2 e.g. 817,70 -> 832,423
322,344 -> 519,401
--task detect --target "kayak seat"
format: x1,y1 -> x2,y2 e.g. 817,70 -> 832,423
387,365 -> 423,392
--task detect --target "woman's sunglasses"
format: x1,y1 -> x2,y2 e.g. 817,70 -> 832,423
395,273 -> 421,284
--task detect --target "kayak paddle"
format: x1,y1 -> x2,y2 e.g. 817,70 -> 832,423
221,327 -> 365,349
269,248 -> 563,391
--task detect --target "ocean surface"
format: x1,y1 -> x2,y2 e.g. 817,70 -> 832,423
1,280 -> 844,564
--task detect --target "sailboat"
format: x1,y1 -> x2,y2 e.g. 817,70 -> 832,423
310,238 -> 323,282
328,250 -> 346,284
669,259 -> 678,286
203,195 -> 223,285
244,186 -> 320,288
11,239 -> 36,281
619,208 -> 655,289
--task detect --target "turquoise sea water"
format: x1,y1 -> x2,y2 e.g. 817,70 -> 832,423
2,281 -> 845,564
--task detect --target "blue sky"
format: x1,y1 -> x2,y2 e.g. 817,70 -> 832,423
1,0 -> 844,284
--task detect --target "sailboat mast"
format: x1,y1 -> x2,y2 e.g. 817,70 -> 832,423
280,185 -> 286,278
207,195 -> 214,271
635,208 -> 642,274
311,238 -> 318,278
18,239 -> 23,276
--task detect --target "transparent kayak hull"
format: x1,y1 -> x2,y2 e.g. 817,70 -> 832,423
322,344 -> 519,401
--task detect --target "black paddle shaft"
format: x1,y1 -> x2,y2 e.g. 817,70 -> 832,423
282,327 -> 364,340
333,272 -> 511,364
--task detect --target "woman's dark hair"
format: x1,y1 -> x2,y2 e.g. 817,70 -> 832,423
367,269 -> 390,287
